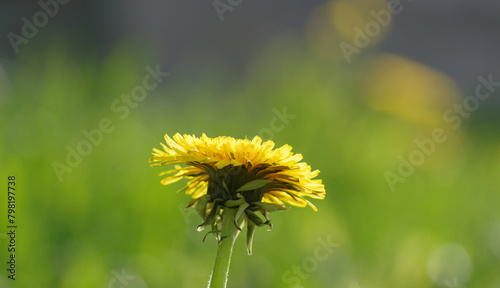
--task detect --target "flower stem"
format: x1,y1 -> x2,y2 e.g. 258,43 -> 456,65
209,208 -> 241,288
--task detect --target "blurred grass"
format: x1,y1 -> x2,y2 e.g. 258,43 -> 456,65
1,35 -> 499,288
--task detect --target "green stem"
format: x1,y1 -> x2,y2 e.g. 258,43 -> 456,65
209,208 -> 242,288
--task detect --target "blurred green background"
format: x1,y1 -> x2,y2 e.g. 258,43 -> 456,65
1,0 -> 500,287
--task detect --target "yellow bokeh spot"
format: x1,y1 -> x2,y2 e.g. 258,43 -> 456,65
332,0 -> 389,44
307,0 -> 391,60
330,1 -> 365,40
363,54 -> 461,129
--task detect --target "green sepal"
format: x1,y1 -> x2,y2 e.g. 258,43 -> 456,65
236,179 -> 272,192
234,203 -> 250,231
195,195 -> 211,218
246,219 -> 257,255
197,203 -> 219,231
245,210 -> 268,226
251,202 -> 288,212
224,197 -> 246,208
246,209 -> 273,232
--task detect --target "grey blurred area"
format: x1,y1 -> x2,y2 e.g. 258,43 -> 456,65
377,0 -> 500,96
1,0 -> 500,102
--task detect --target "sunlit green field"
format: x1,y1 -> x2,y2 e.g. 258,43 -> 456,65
1,36 -> 499,288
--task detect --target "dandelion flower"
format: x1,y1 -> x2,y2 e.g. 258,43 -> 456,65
150,133 -> 325,287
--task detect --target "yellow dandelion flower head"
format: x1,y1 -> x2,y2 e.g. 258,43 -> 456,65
150,133 -> 325,210
150,133 -> 326,254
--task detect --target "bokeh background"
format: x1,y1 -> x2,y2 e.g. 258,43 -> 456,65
1,0 -> 500,287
